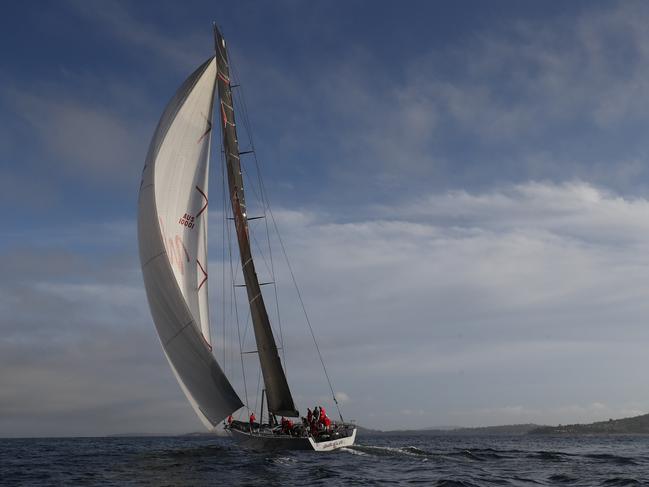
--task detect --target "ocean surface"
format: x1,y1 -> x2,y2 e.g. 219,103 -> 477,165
1,434 -> 648,486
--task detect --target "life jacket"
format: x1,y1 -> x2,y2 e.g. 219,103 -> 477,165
250,413 -> 256,423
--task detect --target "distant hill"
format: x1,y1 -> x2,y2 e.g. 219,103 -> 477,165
107,433 -> 168,437
530,413 -> 649,435
358,423 -> 543,437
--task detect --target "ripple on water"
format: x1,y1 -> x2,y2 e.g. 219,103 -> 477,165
601,478 -> 642,486
2,435 -> 649,487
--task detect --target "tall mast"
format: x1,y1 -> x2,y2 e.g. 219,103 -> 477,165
213,25 -> 299,417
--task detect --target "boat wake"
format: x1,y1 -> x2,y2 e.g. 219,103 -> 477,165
347,444 -> 433,458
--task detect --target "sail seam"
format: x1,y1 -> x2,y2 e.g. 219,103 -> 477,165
163,319 -> 195,347
141,250 -> 166,268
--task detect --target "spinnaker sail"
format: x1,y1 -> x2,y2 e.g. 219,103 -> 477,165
138,56 -> 243,428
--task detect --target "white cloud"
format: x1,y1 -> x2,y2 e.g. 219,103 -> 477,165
3,180 -> 649,433
254,180 -> 649,428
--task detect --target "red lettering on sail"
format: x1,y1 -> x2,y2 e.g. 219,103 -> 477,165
178,212 -> 195,229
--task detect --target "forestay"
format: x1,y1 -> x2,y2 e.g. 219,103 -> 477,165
138,57 -> 243,428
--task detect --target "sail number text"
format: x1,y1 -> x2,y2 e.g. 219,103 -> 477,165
178,213 -> 195,229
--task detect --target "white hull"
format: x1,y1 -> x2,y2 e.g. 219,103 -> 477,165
228,427 -> 357,452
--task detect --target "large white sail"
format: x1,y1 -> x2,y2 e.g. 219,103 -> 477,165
138,57 -> 243,428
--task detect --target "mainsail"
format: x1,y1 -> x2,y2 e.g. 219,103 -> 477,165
214,27 -> 299,417
138,56 -> 243,428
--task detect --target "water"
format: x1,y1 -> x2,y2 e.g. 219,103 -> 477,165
1,434 -> 648,486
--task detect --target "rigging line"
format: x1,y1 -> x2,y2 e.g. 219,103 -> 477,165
225,160 -> 249,413
255,157 -> 286,370
240,306 -> 252,357
235,174 -> 278,295
245,225 -> 287,351
221,146 -> 227,369
221,143 -> 232,377
253,366 -> 261,416
249,223 -> 273,284
269,198 -> 344,422
228,58 -> 287,371
231,69 -> 335,412
239,160 -> 263,206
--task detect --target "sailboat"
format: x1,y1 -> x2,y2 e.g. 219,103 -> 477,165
137,25 -> 356,451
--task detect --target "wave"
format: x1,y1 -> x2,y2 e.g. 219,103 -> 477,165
350,444 -> 431,458
266,456 -> 297,466
601,478 -> 642,486
527,450 -> 571,462
547,473 -> 578,483
434,480 -> 480,487
585,453 -> 638,466
350,444 -> 513,462
340,446 -> 367,456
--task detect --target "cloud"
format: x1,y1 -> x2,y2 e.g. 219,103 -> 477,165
5,87 -> 148,185
3,174 -> 649,435
64,0 -> 207,73
213,180 -> 649,429
5,0 -> 649,434
237,2 -> 649,201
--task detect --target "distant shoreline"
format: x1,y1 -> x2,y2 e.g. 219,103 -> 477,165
360,412 -> 649,437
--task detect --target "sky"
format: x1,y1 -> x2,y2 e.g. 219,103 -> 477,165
3,0 -> 649,437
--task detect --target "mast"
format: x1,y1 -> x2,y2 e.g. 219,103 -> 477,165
213,25 -> 299,417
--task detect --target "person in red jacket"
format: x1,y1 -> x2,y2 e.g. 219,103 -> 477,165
249,412 -> 256,431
